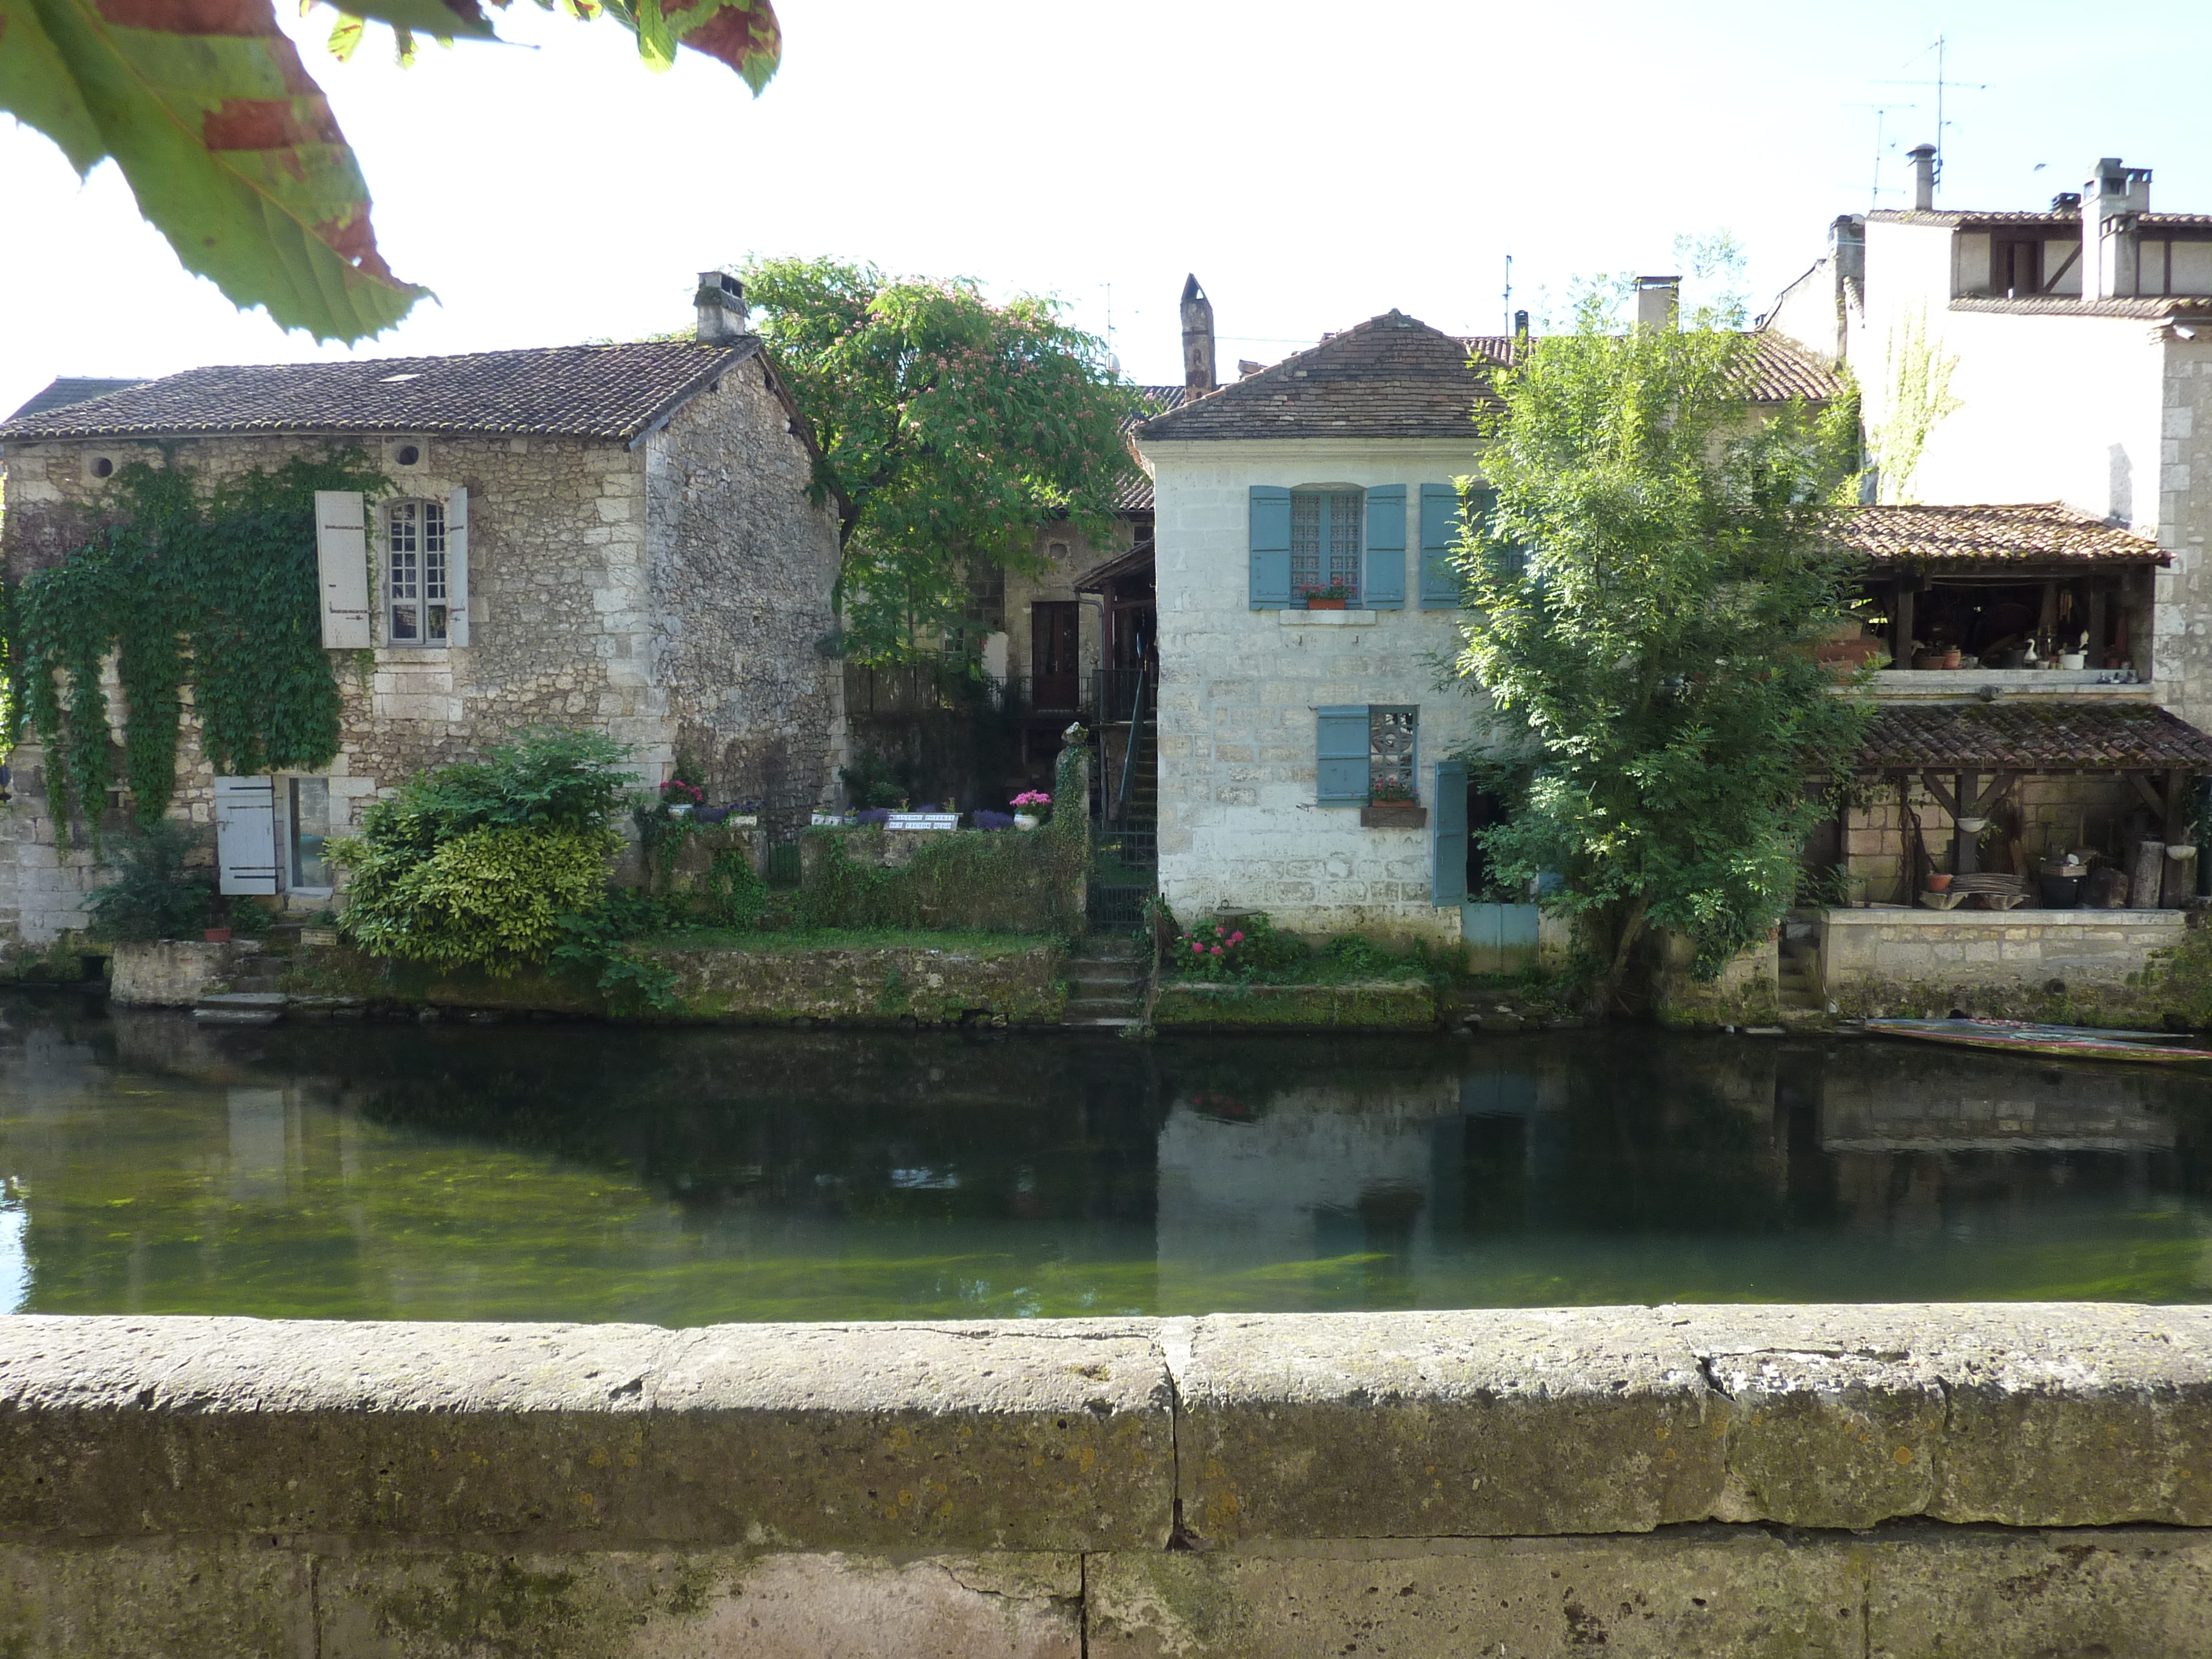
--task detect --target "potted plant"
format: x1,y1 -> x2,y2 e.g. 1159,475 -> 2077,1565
1301,583 -> 1353,611
1360,777 -> 1427,829
660,776 -> 704,819
1011,790 -> 1051,830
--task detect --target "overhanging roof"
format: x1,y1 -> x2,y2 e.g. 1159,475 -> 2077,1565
1830,503 -> 2168,569
1859,700 -> 2212,772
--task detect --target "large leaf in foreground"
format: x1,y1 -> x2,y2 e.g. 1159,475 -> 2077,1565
4,0 -> 427,341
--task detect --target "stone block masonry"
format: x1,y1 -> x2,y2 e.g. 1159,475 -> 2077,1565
1822,906 -> 2199,1023
6,1304 -> 2212,1655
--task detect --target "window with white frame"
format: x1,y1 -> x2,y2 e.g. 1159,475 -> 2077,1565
386,498 -> 449,645
1290,489 -> 1362,603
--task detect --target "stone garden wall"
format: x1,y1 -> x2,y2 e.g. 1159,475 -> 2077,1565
7,1304 -> 2212,1656
1820,907 -> 2199,1022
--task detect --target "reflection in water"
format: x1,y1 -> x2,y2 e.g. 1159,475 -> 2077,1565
1,996 -> 2209,1324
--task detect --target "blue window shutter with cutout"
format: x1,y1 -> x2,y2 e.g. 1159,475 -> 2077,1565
1420,483 -> 1463,608
1431,759 -> 1468,903
1316,706 -> 1369,805
1362,486 -> 1405,608
1250,486 -> 1292,608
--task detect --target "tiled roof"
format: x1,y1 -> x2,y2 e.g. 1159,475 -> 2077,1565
1138,312 -> 1497,441
5,378 -> 149,424
0,341 -> 758,444
1950,295 -> 2212,321
1135,313 -> 1841,443
1074,537 -> 1154,593
1859,702 -> 2212,771
1113,386 -> 1184,511
1829,503 -> 2168,568
1869,209 -> 2212,230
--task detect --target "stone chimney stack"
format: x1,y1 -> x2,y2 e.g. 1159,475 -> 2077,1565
1907,144 -> 1937,211
696,270 -> 746,346
1634,276 -> 1680,331
1180,275 -> 1216,394
2084,157 -> 2151,300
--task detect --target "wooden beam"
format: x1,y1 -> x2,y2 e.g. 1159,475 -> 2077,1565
1920,772 -> 1960,817
1892,583 -> 1915,668
2165,770 -> 2187,844
2125,771 -> 2165,817
1971,771 -> 2019,817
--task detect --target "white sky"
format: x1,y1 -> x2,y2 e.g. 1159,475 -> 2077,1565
5,0 -> 2210,417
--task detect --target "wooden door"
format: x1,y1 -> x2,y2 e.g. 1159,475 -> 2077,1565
1032,602 -> 1080,711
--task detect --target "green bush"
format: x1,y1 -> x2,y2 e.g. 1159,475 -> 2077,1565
702,846 -> 769,928
333,823 -> 619,974
327,728 -> 632,976
1168,912 -> 1310,982
84,820 -> 212,942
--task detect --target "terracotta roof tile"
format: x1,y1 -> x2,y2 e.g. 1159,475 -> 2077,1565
1135,315 -> 1840,444
1950,295 -> 2212,320
1113,386 -> 1184,510
1860,701 -> 2212,771
0,342 -> 758,444
1869,209 -> 2212,230
1830,503 -> 2168,568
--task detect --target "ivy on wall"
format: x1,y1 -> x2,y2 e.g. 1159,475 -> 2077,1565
7,452 -> 384,842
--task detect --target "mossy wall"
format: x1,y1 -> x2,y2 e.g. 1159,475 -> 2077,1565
1151,980 -> 1438,1031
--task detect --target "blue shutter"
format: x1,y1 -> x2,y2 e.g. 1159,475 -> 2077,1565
1419,483 -> 1463,609
1249,486 -> 1292,609
1362,486 -> 1405,609
1431,760 -> 1468,903
1316,706 -> 1369,805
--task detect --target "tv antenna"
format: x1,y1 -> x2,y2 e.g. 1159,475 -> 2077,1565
1502,253 -> 1513,339
1846,102 -> 1918,212
1873,35 -> 1990,193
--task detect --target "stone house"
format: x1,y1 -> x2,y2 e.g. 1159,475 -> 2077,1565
0,274 -> 843,944
1763,150 -> 2212,914
1133,299 -> 1842,943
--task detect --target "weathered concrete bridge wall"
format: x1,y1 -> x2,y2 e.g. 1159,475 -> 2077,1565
4,1305 -> 2212,1655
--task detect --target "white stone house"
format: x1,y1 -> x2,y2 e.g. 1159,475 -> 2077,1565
1134,307 -> 1843,944
0,275 -> 844,944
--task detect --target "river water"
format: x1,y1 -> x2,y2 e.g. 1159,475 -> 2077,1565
1,995 -> 2207,1323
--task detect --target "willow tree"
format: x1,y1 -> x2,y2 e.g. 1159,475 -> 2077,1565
741,255 -> 1140,665
1453,283 -> 1870,1016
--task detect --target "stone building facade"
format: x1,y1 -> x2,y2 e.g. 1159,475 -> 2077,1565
0,278 -> 843,943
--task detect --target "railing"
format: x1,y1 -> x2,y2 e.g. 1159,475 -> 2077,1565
843,663 -> 1101,722
1093,666 -> 1152,725
1113,659 -> 1149,826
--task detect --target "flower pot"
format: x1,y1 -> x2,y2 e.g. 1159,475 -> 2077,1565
1304,597 -> 1347,611
1955,817 -> 1988,836
1940,648 -> 1962,669
203,928 -> 232,943
668,803 -> 694,819
1912,651 -> 1946,670
2060,651 -> 2086,671
1925,873 -> 1953,893
1013,813 -> 1040,831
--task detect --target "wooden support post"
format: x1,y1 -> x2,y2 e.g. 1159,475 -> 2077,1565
2164,770 -> 2187,845
2039,580 -> 2059,652
1954,771 -> 1979,876
2088,584 -> 2109,667
1892,581 -> 1915,668
2125,771 -> 2165,817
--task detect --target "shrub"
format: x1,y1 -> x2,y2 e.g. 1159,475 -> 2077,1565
84,820 -> 212,942
1170,912 -> 1310,982
333,823 -> 620,974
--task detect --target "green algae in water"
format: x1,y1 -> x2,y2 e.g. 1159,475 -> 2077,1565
2,999 -> 2211,1322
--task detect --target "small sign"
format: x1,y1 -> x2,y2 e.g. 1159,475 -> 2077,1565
300,928 -> 338,948
886,812 -> 960,832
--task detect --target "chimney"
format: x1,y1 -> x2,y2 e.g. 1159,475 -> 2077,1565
1513,308 -> 1530,344
696,270 -> 746,345
1907,143 -> 1936,211
1634,276 -> 1680,332
2084,157 -> 2151,299
1180,275 -> 1216,393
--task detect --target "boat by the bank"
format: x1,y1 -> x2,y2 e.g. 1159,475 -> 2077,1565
1863,1017 -> 2212,1066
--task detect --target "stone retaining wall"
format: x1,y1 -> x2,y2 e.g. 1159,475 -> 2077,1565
1151,979 -> 1437,1029
5,1305 -> 2211,1655
1822,906 -> 2199,1023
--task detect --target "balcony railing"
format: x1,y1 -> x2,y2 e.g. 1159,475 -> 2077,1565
840,663 -> 1162,725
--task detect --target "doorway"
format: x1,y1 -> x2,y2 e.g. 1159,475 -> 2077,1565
1032,601 -> 1081,712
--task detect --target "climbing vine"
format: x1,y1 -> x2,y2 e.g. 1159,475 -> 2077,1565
8,451 -> 385,842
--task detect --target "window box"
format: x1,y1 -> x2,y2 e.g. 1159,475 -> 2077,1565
1361,803 -> 1428,829
1304,596 -> 1348,611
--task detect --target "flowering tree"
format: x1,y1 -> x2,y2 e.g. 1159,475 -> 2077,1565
740,255 -> 1141,664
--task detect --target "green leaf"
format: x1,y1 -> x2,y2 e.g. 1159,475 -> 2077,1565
323,0 -> 494,41
8,0 -> 427,342
0,0 -> 105,167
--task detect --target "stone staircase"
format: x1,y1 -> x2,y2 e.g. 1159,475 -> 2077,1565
1062,937 -> 1146,1030
195,926 -> 300,1025
1778,917 -> 1823,1012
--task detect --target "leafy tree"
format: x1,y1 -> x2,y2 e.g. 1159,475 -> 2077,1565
740,256 -> 1141,664
1453,277 -> 1871,1017
0,0 -> 780,341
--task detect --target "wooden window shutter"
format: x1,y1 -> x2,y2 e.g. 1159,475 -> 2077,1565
1430,759 -> 1469,903
1419,483 -> 1464,608
315,491 -> 370,649
446,486 -> 471,646
214,776 -> 279,896
1249,486 -> 1292,609
1315,705 -> 1369,805
1362,486 -> 1406,608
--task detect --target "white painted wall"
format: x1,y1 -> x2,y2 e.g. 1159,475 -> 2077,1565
1140,436 -> 1494,942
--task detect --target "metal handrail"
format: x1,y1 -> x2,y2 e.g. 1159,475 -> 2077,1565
1114,657 -> 1148,825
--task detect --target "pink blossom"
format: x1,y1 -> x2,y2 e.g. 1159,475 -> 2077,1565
1210,945 -> 1223,956
1191,942 -> 1204,956
1230,931 -> 1244,944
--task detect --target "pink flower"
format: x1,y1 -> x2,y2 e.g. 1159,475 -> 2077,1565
1230,931 -> 1244,944
1191,942 -> 1204,955
1210,944 -> 1222,956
